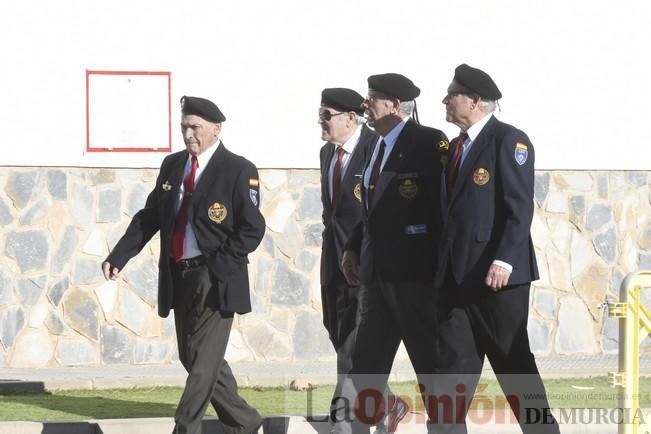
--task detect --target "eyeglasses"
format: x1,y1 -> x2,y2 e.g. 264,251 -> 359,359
318,109 -> 348,121
443,91 -> 474,102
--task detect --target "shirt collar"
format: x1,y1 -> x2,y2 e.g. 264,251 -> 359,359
466,114 -> 493,142
338,125 -> 362,154
382,117 -> 408,147
191,139 -> 220,168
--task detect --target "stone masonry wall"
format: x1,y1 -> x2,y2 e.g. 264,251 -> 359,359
0,167 -> 649,368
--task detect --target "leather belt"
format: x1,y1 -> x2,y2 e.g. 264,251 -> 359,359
172,255 -> 206,271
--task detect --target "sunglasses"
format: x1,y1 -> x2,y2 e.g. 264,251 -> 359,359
318,109 -> 348,121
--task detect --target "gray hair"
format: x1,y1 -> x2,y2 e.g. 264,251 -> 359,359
399,100 -> 415,116
478,99 -> 497,113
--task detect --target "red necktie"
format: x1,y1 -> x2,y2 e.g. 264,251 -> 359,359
367,140 -> 386,206
332,146 -> 345,205
446,132 -> 468,194
171,156 -> 198,262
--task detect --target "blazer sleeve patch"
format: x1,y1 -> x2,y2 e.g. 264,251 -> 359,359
514,142 -> 528,165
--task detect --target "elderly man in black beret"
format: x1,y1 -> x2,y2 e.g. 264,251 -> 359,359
102,96 -> 265,434
318,88 -> 406,434
432,64 -> 560,433
341,73 -> 448,433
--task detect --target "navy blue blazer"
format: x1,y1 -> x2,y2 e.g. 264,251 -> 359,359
435,115 -> 539,289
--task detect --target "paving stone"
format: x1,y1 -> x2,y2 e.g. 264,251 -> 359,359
545,191 -> 567,213
639,252 -> 651,270
101,325 -> 131,365
572,262 -> 609,321
288,170 -> 319,187
18,197 -> 49,225
5,171 -> 37,209
261,169 -> 288,190
125,183 -> 149,218
295,250 -> 319,273
5,230 -> 49,272
561,173 -> 593,191
117,286 -> 150,334
556,296 -> 596,354
600,315 -> 618,354
534,172 -> 550,208
82,230 -> 107,257
609,268 -> 625,295
276,220 -> 302,259
259,232 -> 276,257
0,270 -> 12,305
16,276 -> 46,306
254,256 -> 274,296
303,223 -> 324,248
570,229 -> 594,278
47,277 -> 70,307
62,289 -> 99,341
11,328 -> 54,367
270,261 -> 310,305
240,319 -> 287,360
72,184 -> 94,227
123,260 -> 158,307
527,317 -> 552,355
593,226 -> 617,263
52,226 -> 79,274
0,196 -> 13,226
47,170 -> 67,200
569,195 -> 585,228
0,307 -> 25,348
586,203 -> 612,232
134,339 -> 168,364
163,313 -> 175,337
263,191 -> 296,233
92,169 -> 116,185
292,310 -> 332,361
596,174 -> 608,200
94,280 -> 118,321
296,187 -> 322,221
56,339 -> 97,366
72,258 -> 103,285
44,312 -> 67,335
533,289 -> 556,320
627,171 -> 647,187
224,328 -> 255,363
97,189 -> 121,223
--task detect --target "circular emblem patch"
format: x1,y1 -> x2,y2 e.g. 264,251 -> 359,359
353,183 -> 362,203
473,168 -> 490,186
208,202 -> 227,224
398,179 -> 418,199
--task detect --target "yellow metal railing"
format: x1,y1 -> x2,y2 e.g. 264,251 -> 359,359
606,271 -> 651,434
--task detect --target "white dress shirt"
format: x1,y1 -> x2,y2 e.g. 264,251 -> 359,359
327,126 -> 362,202
175,140 -> 220,259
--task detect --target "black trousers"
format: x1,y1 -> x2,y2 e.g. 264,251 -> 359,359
431,278 -> 560,434
171,261 -> 261,434
348,279 -> 440,434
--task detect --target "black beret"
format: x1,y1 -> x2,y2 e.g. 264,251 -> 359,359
454,64 -> 502,100
321,88 -> 365,115
180,95 -> 225,122
367,73 -> 420,101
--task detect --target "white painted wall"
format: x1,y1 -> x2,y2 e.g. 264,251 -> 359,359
1,0 -> 649,170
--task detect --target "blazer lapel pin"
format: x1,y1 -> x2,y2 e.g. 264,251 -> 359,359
162,181 -> 172,191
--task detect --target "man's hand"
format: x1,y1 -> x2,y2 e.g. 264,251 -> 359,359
485,264 -> 511,291
102,261 -> 120,281
341,250 -> 360,286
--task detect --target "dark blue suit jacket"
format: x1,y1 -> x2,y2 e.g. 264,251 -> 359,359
435,115 -> 539,289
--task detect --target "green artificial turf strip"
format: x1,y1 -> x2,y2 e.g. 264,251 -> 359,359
0,377 -> 649,421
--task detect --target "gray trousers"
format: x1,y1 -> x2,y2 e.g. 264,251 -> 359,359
172,262 -> 262,434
